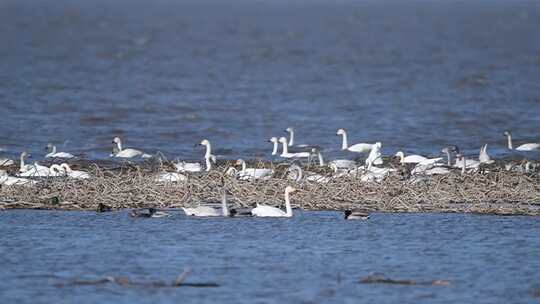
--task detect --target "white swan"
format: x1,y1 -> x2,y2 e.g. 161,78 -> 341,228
251,186 -> 297,217
411,163 -> 450,176
287,164 -> 331,183
365,142 -> 383,166
336,128 -> 374,153
19,151 -> 33,173
504,131 -> 540,151
478,144 -> 494,164
111,137 -> 152,158
0,157 -> 14,166
60,163 -> 91,179
175,154 -> 215,173
395,151 -> 442,165
235,159 -> 274,180
156,171 -> 187,183
312,148 -> 356,170
183,190 -> 231,217
453,154 -> 480,170
19,163 -> 64,177
278,137 -> 311,158
0,170 -> 37,186
45,143 -> 74,159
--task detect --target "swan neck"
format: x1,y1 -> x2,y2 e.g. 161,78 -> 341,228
20,153 -> 25,170
507,134 -> 513,150
288,131 -> 294,147
241,161 -> 246,174
271,141 -> 278,155
281,141 -> 288,155
205,143 -> 212,157
294,166 -> 303,182
116,140 -> 123,151
284,190 -> 293,217
317,152 -> 324,166
445,150 -> 453,166
51,145 -> 57,154
205,155 -> 212,171
341,132 -> 348,149
461,157 -> 466,175
398,152 -> 404,164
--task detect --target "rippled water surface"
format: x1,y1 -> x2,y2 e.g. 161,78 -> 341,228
0,0 -> 539,161
1,210 -> 539,303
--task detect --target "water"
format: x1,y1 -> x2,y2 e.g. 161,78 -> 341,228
0,0 -> 539,161
0,210 -> 539,303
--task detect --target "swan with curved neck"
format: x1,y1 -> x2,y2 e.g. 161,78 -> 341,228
60,163 -> 90,179
287,164 -> 329,183
278,137 -> 310,158
251,186 -> 297,217
45,143 -> 74,159
19,151 -> 33,173
111,137 -> 152,158
336,128 -> 373,153
504,131 -> 540,151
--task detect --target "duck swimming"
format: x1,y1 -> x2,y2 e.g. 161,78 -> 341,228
130,208 -> 170,218
344,210 -> 370,220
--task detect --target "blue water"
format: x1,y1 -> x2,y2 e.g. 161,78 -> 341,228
1,210 -> 539,303
0,0 -> 539,162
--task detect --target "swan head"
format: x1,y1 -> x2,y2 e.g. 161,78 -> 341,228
336,128 -> 346,135
285,127 -> 294,133
269,137 -> 278,143
394,151 -> 404,158
21,151 -> 31,159
278,137 -> 288,144
200,139 -> 210,146
112,137 -> 121,144
503,130 -> 511,136
45,143 -> 54,151
235,159 -> 245,166
60,163 -> 72,172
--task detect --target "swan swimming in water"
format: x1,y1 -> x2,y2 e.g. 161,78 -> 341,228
60,163 -> 91,179
503,131 -> 540,151
251,186 -> 297,217
111,137 -> 152,158
336,128 -> 374,153
45,143 -> 74,159
182,190 -> 232,217
278,137 -> 311,158
235,159 -> 274,180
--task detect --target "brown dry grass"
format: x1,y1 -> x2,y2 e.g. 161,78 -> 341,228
1,160 -> 539,215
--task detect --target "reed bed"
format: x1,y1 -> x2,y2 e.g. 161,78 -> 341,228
0,160 -> 539,215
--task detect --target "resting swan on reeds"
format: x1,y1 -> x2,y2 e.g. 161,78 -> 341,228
312,148 -> 356,170
278,137 -> 311,158
479,144 -> 494,164
183,190 -> 232,217
19,151 -> 33,173
394,151 -> 442,165
174,139 -> 216,173
61,163 -> 91,179
287,164 -> 330,183
235,159 -> 274,180
0,155 -> 14,166
336,128 -> 374,153
19,163 -> 64,177
504,131 -> 540,151
45,143 -> 74,159
111,137 -> 152,158
251,186 -> 297,217
0,170 -> 36,186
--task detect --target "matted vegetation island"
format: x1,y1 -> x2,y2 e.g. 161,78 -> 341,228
0,158 -> 539,216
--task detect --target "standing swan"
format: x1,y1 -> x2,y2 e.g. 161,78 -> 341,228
251,186 -> 297,217
336,128 -> 374,153
45,143 -> 74,159
503,131 -> 540,151
111,137 -> 152,158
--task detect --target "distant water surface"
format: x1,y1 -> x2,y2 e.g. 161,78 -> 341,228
0,0 -> 539,161
1,210 -> 539,303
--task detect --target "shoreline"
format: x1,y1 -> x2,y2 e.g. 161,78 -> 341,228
1,159 -> 539,216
